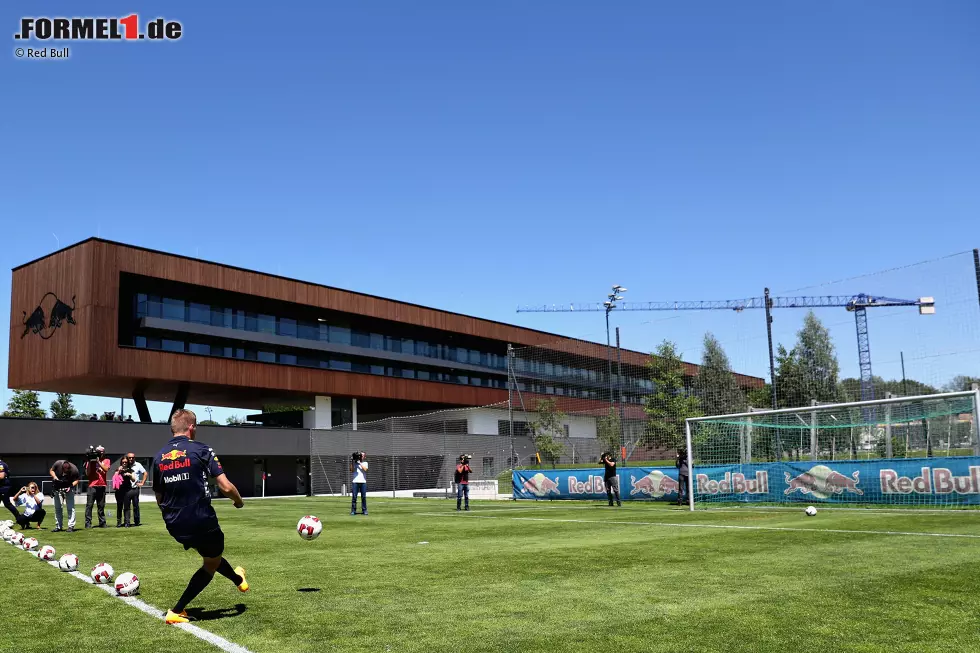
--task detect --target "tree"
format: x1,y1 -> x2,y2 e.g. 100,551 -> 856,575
225,415 -> 245,426
746,384 -> 773,409
596,407 -> 621,454
199,420 -> 219,426
529,399 -> 567,467
642,340 -> 702,450
944,375 -> 980,392
694,333 -> 747,417
841,376 -> 938,398
2,390 -> 46,418
49,392 -> 76,419
775,312 -> 843,407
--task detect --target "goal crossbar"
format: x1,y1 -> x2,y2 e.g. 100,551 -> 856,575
685,390 -> 979,424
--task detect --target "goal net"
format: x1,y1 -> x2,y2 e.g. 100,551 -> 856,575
684,390 -> 980,508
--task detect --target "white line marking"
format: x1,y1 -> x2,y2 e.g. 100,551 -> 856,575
414,512 -> 980,539
699,505 -> 980,515
34,555 -> 252,652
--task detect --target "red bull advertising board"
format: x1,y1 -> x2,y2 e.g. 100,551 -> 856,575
513,456 -> 980,505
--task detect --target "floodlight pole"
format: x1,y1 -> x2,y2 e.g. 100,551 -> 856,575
764,288 -> 777,410
615,327 -> 626,460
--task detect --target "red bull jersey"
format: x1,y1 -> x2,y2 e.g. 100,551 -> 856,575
152,437 -> 224,541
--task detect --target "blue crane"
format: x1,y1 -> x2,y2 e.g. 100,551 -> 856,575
517,291 -> 935,408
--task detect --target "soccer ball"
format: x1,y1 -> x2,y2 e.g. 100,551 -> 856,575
38,545 -> 56,561
0,528 -> 12,542
805,506 -> 817,517
297,515 -> 322,540
22,537 -> 39,551
115,572 -> 140,596
59,553 -> 79,572
91,562 -> 114,584
9,532 -> 24,547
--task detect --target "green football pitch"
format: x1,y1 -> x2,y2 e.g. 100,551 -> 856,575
2,497 -> 980,653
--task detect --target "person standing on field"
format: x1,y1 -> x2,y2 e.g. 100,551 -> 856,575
49,460 -> 80,532
84,446 -> 110,528
350,452 -> 368,516
676,448 -> 691,506
601,452 -> 621,507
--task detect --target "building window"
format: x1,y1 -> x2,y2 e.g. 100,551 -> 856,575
483,457 -> 493,476
188,342 -> 209,355
370,333 -> 384,351
351,329 -> 371,348
134,335 -> 146,348
257,351 -> 275,363
211,307 -> 231,328
162,339 -> 184,353
330,325 -> 350,345
257,314 -> 276,334
279,353 -> 297,365
331,359 -> 352,371
417,370 -> 430,381
188,303 -> 210,325
386,336 -> 402,353
401,368 -> 415,379
370,364 -> 384,375
278,318 -> 297,338
298,355 -> 320,368
162,298 -> 185,321
297,321 -> 318,340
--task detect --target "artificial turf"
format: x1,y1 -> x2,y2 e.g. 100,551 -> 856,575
1,497 -> 979,653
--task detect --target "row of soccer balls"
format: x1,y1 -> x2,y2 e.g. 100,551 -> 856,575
0,526 -> 140,596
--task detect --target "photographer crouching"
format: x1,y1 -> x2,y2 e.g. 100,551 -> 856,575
600,452 -> 621,507
455,455 -> 473,512
83,445 -> 110,529
350,452 -> 368,516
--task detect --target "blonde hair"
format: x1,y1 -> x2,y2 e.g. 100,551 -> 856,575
170,409 -> 197,435
27,482 -> 38,492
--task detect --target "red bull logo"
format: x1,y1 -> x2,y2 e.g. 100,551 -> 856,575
784,465 -> 862,499
158,449 -> 189,472
881,467 -> 980,495
521,473 -> 560,497
568,475 -> 606,494
629,471 -> 678,498
160,449 -> 186,462
697,471 -> 769,496
21,292 -> 76,341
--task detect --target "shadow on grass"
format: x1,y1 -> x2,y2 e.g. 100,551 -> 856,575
297,588 -> 321,593
186,603 -> 247,621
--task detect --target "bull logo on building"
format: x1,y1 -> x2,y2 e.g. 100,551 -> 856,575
21,293 -> 77,340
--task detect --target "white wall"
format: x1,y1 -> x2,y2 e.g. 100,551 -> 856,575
465,408 -> 597,438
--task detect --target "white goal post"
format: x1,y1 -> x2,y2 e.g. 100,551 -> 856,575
683,389 -> 980,511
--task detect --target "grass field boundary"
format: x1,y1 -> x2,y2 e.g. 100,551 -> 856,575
416,512 -> 980,539
26,554 -> 253,653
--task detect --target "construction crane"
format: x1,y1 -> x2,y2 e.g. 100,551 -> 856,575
517,290 -> 935,408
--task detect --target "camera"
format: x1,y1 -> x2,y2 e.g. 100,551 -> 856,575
83,445 -> 101,463
460,454 -> 472,463
351,452 -> 362,463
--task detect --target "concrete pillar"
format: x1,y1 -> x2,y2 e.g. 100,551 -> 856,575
352,398 -> 358,431
314,396 -> 332,430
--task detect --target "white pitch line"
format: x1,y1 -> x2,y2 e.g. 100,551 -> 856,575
698,505 -> 980,515
33,555 -> 252,653
414,512 -> 980,539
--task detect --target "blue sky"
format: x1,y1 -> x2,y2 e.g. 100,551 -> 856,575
2,1 -> 979,422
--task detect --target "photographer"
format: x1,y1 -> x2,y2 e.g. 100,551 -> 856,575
676,448 -> 690,506
455,455 -> 472,512
48,459 -> 80,532
600,452 -> 621,507
12,482 -> 46,529
84,445 -> 110,529
349,452 -> 368,516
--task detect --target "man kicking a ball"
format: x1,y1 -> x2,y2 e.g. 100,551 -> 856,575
153,409 -> 249,625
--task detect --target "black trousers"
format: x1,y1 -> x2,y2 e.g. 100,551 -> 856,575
23,508 -> 45,526
1,491 -> 24,525
124,488 -> 140,525
115,490 -> 127,525
86,485 -> 106,527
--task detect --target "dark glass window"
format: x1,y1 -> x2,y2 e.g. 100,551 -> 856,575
386,336 -> 401,353
318,323 -> 331,341
417,370 -> 430,381
331,359 -> 352,371
483,457 -> 493,476
162,339 -> 184,353
245,349 -> 257,361
188,303 -> 210,325
457,349 -> 468,364
297,321 -> 318,340
211,307 -> 231,328
298,355 -> 319,368
211,345 -> 232,357
245,312 -> 258,332
234,348 -> 245,359
257,315 -> 276,334
257,351 -> 275,363
134,335 -> 146,348
370,364 -> 384,375
370,333 -> 384,350
162,298 -> 185,321
278,318 -> 297,338
471,377 -> 482,386
402,339 -> 414,355
415,341 -> 428,357
146,295 -> 162,319
351,330 -> 371,348
146,336 -> 162,350
279,353 -> 297,365
457,375 -> 469,385
188,342 -> 209,355
233,310 -> 246,330
401,368 -> 415,379
136,294 -> 148,318
352,361 -> 371,374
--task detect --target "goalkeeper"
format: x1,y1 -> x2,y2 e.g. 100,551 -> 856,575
676,448 -> 690,506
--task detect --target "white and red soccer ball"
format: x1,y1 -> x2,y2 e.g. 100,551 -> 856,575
21,537 -> 39,551
297,515 -> 322,540
91,562 -> 114,584
9,532 -> 24,547
805,506 -> 817,517
38,545 -> 56,561
115,572 -> 139,596
59,553 -> 79,572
